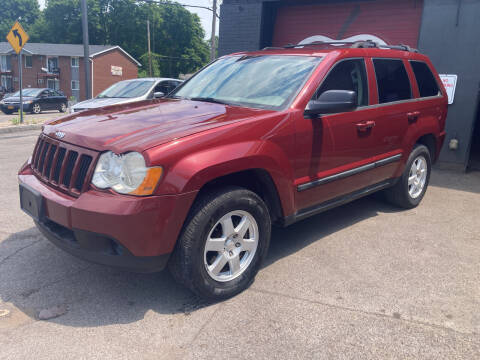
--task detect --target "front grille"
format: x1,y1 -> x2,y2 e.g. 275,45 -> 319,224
31,134 -> 98,196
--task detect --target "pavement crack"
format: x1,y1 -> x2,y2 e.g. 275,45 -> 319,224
250,287 -> 479,339
188,302 -> 224,346
0,240 -> 42,267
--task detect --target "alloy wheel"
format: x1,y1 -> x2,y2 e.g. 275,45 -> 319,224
408,155 -> 427,198
204,210 -> 259,282
33,104 -> 41,114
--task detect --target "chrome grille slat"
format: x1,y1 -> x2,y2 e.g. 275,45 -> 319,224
30,134 -> 98,197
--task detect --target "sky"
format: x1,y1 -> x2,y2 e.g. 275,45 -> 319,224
37,0 -> 218,39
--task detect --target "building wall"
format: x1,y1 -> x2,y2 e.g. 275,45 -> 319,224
92,49 -> 138,97
417,0 -> 480,167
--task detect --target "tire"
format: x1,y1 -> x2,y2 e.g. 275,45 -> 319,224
59,103 -> 67,113
31,103 -> 41,114
384,144 -> 431,209
169,186 -> 271,300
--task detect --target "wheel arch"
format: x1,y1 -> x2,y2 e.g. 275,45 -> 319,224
416,133 -> 437,162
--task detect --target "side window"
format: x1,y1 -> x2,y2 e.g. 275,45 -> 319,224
373,59 -> 411,104
315,59 -> 368,107
155,81 -> 170,95
410,61 -> 440,98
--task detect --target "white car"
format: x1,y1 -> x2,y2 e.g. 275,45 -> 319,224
71,78 -> 183,113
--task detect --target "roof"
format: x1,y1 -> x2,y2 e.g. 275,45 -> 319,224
0,42 -> 141,66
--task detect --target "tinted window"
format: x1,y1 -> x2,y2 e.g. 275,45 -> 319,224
155,81 -> 170,95
410,61 -> 440,97
373,59 -> 411,103
315,59 -> 368,106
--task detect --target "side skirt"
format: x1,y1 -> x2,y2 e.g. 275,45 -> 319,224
282,179 -> 397,227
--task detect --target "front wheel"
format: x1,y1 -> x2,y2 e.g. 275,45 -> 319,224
59,102 -> 67,113
169,187 -> 271,300
384,144 -> 431,209
31,103 -> 41,114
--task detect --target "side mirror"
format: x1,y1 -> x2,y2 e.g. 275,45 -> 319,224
154,91 -> 165,98
305,90 -> 357,117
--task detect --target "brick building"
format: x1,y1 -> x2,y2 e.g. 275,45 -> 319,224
0,43 -> 140,101
218,0 -> 480,170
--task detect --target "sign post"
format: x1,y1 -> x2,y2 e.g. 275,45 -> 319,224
6,21 -> 29,124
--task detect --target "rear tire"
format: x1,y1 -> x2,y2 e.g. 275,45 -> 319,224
169,187 -> 271,300
59,103 -> 67,113
384,144 -> 431,209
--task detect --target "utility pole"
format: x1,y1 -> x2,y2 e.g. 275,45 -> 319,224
147,19 -> 152,77
80,0 -> 91,99
210,0 -> 217,61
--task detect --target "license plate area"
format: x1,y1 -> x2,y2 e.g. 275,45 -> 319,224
19,183 -> 44,221
7,105 -> 14,109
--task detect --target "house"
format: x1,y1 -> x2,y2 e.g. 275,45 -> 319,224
0,43 -> 140,101
218,0 -> 480,170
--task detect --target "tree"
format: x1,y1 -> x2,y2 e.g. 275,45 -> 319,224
0,0 -> 40,38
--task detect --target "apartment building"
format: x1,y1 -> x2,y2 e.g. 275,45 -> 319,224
0,43 -> 140,101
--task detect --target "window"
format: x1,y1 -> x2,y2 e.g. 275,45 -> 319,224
71,57 -> 79,67
47,57 -> 58,73
173,55 -> 323,110
0,55 -> 11,72
373,59 -> 412,103
314,59 -> 368,106
24,55 -> 32,68
410,61 -> 440,98
47,78 -> 60,90
71,80 -> 80,91
154,81 -> 172,96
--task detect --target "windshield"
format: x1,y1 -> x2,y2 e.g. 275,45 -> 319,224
11,89 -> 43,97
96,80 -> 155,99
172,55 -> 322,110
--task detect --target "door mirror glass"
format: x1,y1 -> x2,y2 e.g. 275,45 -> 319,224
154,91 -> 165,98
305,90 -> 357,116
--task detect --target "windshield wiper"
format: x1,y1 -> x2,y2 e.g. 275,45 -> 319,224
189,97 -> 230,105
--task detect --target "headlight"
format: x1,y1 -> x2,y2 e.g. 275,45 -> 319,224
92,151 -> 163,196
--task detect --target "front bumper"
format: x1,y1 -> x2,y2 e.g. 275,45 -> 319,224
18,168 -> 197,272
1,103 -> 31,112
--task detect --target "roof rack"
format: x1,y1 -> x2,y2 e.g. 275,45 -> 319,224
262,40 -> 418,53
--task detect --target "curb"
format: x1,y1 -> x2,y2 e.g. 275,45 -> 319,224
0,124 -> 43,135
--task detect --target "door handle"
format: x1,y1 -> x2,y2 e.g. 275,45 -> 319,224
407,111 -> 420,123
356,120 -> 376,131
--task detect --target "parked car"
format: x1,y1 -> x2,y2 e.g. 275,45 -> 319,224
70,78 -> 183,112
0,88 -> 67,115
18,42 -> 447,300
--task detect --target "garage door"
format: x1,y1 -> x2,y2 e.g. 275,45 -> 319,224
272,0 -> 423,48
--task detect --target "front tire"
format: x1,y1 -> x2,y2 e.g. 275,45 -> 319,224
169,187 -> 271,300
384,144 -> 431,209
31,103 -> 41,114
59,103 -> 67,113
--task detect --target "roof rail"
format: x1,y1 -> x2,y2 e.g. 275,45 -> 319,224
262,40 -> 418,53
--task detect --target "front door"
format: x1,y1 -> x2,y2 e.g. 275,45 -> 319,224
294,58 -> 383,210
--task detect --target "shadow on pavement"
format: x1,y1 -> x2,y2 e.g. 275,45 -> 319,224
429,168 -> 480,194
0,194 -> 401,328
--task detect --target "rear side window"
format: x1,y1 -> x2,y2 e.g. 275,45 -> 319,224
373,59 -> 411,104
315,59 -> 368,106
410,61 -> 440,97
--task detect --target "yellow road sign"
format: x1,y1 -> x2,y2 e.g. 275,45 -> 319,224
6,21 -> 29,54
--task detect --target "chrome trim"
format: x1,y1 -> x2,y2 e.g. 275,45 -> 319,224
297,153 -> 402,192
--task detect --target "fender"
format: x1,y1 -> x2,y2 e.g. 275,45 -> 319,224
159,140 -> 296,217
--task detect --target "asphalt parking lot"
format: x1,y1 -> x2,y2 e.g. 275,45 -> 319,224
0,130 -> 479,359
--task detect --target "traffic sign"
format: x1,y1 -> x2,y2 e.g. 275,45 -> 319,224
6,21 -> 29,54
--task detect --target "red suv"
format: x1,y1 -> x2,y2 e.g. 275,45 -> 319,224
18,42 -> 447,300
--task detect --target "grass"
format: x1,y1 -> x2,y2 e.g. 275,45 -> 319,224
8,116 -> 44,126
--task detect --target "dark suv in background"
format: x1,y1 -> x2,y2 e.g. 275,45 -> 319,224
18,41 -> 447,300
1,88 -> 67,114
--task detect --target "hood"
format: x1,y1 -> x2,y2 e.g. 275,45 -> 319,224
43,98 -> 273,153
72,97 -> 141,110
